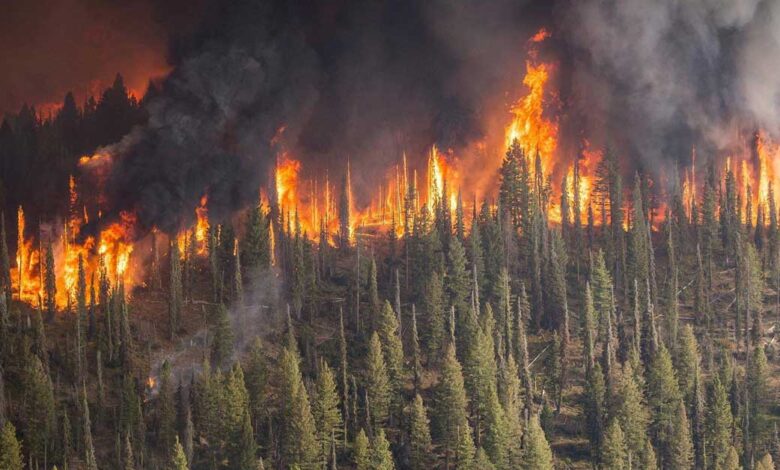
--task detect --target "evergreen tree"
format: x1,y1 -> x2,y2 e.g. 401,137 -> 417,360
354,428 -> 371,470
236,411 -> 257,470
23,354 -> 55,463
521,415 -> 554,470
82,387 -> 98,470
455,425 -> 476,469
409,394 -> 432,470
675,325 -> 700,404
168,241 -> 183,339
669,400 -> 694,470
158,360 -> 177,457
44,241 -> 56,319
474,448 -> 497,470
646,344 -> 682,467
0,216 -> 10,299
376,301 -> 404,402
434,343 -> 471,466
0,421 -> 22,470
313,359 -> 342,463
244,337 -> 268,436
601,420 -> 628,470
278,342 -> 319,467
169,436 -> 189,470
615,364 -> 649,464
448,238 -> 472,347
748,344 -> 769,456
584,362 -> 606,454
498,355 -> 524,468
707,375 -> 733,470
241,203 -> 271,273
211,303 -> 234,369
366,332 -> 391,429
424,272 -> 446,363
370,428 -> 395,470
756,453 -> 775,470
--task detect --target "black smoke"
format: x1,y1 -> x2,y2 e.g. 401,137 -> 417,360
98,0 -> 780,234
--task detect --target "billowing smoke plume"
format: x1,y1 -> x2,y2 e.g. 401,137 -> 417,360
558,0 -> 780,169
98,0 -> 544,233
97,0 -> 780,233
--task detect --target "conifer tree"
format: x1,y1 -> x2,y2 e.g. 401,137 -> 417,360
244,337 -> 268,435
640,439 -> 658,470
370,428 -> 395,470
354,428 -> 370,470
168,241 -> 183,339
669,400 -> 694,469
236,411 -> 257,470
24,354 -> 55,463
434,343 -> 471,465
455,425 -> 477,469
521,415 -> 554,470
313,359 -> 342,462
498,355 -> 523,468
158,360 -> 177,457
366,332 -> 391,429
707,374 -> 733,470
44,241 -> 56,319
615,364 -> 649,463
278,341 -> 319,467
474,448 -> 497,470
748,344 -> 769,456
424,272 -> 446,363
169,436 -> 189,470
448,237 -> 472,351
756,453 -> 775,470
646,344 -> 682,467
600,420 -> 628,470
211,303 -> 234,369
82,387 -> 98,470
409,394 -> 432,470
411,304 -> 422,393
338,309 -> 350,443
0,421 -> 22,470
368,258 -> 380,329
376,301 -> 404,402
584,362 -> 606,454
675,324 -> 699,404
241,203 -> 271,273
582,283 -> 597,373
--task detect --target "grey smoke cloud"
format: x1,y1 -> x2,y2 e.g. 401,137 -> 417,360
559,0 -> 780,170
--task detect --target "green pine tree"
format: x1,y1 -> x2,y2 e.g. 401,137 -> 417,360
0,421 -> 22,470
434,343 -> 471,465
313,359 -> 342,463
278,342 -> 319,467
600,420 -> 628,470
521,415 -> 554,470
168,241 -> 183,339
370,428 -> 395,470
646,344 -> 682,467
409,394 -> 432,470
366,332 -> 391,429
158,360 -> 177,456
211,304 -> 234,369
707,375 -> 733,470
169,436 -> 189,470
354,428 -> 370,470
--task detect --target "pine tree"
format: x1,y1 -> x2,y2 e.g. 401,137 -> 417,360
748,344 -> 769,456
409,394 -> 432,470
424,271 -> 446,363
278,342 -> 319,467
669,400 -> 694,469
236,411 -> 257,470
521,415 -> 554,470
44,241 -> 57,319
169,436 -> 189,470
211,304 -> 234,369
756,453 -> 775,470
82,387 -> 98,470
313,359 -> 342,462
675,324 -> 699,404
0,216 -> 10,300
370,428 -> 395,470
366,332 -> 391,429
474,447 -> 497,470
244,337 -> 268,436
411,304 -> 422,393
338,309 -> 350,444
499,355 -> 524,468
615,364 -> 649,463
600,420 -> 628,470
376,301 -> 404,402
434,343 -> 471,466
448,237 -> 472,350
646,344 -> 682,467
455,425 -> 476,469
168,240 -> 183,339
241,203 -> 271,273
0,421 -> 22,470
584,362 -> 606,453
23,354 -> 55,463
582,283 -> 597,373
354,428 -> 371,470
158,360 -> 177,456
368,258 -> 381,329
707,374 -> 733,470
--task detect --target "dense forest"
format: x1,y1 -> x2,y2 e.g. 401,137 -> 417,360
1,79 -> 780,470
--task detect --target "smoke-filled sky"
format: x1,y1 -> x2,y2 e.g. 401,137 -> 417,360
0,0 -> 204,115
4,0 -> 780,232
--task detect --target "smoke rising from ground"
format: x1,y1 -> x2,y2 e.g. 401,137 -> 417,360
559,0 -> 779,170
